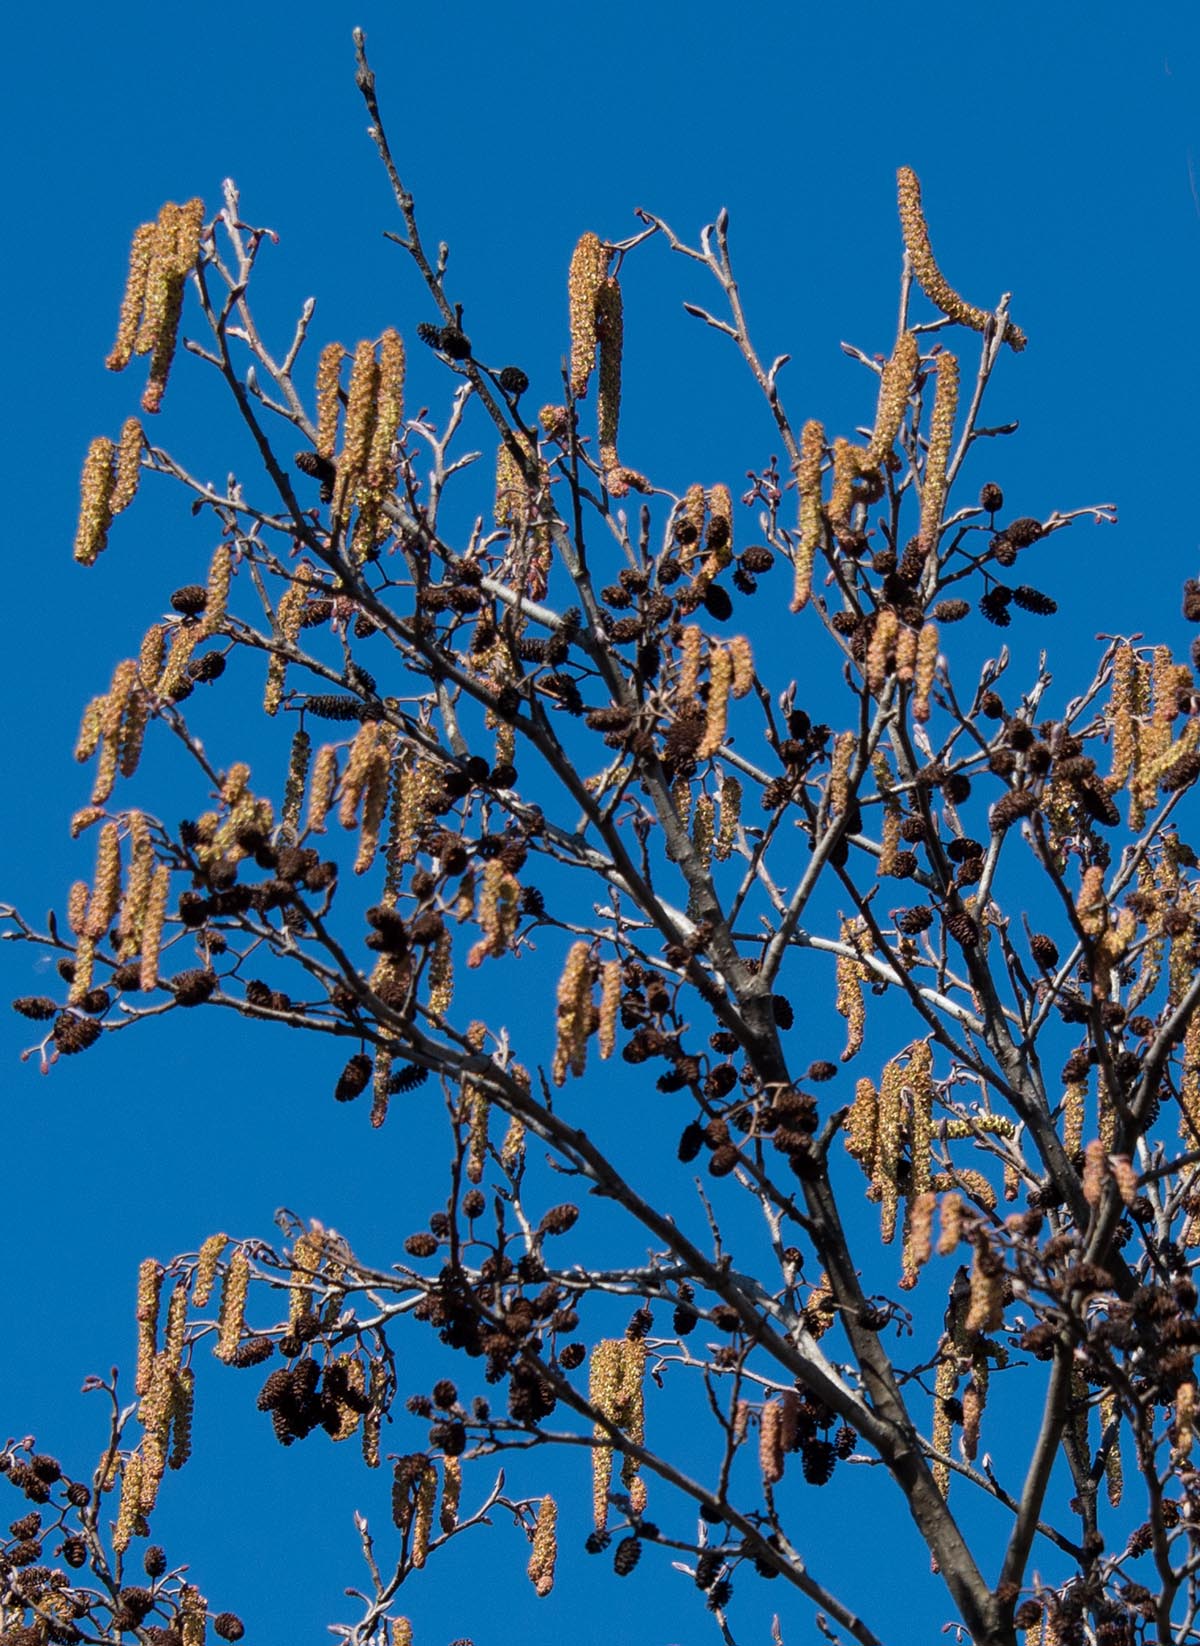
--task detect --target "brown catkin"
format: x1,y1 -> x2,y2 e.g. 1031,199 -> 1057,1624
729,634 -> 754,698
677,625 -> 704,701
439,1454 -> 462,1532
792,419 -> 824,611
568,232 -> 608,398
716,774 -> 741,859
759,1399 -> 785,1486
596,275 -> 624,477
85,822 -> 123,940
305,743 -> 339,834
897,168 -> 1026,350
937,1192 -> 963,1255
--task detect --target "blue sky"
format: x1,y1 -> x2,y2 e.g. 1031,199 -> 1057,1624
3,2 -> 1200,1641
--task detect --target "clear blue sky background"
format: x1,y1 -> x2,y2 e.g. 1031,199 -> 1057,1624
3,2 -> 1200,1642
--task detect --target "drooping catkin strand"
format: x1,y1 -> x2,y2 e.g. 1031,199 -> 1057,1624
139,865 -> 171,990
428,926 -> 454,1018
679,484 -> 707,566
677,625 -> 704,701
1100,1389 -> 1123,1506
907,1191 -> 936,1274
168,1366 -> 195,1471
107,222 -> 158,372
354,736 -> 394,875
937,1192 -> 963,1254
118,686 -> 149,782
553,942 -> 594,1085
159,623 -> 200,700
876,1058 -> 905,1244
931,1354 -> 957,1497
391,1623 -> 413,1646
568,232 -> 609,398
315,342 -> 346,459
913,623 -> 940,721
336,339 -> 380,516
139,198 -> 205,414
966,1238 -> 1004,1333
329,1356 -> 367,1442
367,329 -> 406,490
75,437 -> 116,565
111,417 -> 145,514
866,608 -> 899,695
305,743 -> 339,834
118,813 -> 154,959
214,1248 -> 250,1362
919,351 -> 958,556
179,1584 -> 207,1646
135,1259 -> 163,1398
288,1232 -> 323,1334
697,647 -> 733,759
962,1367 -> 987,1461
1176,1381 -> 1197,1460
844,1076 -> 879,1176
1076,864 -> 1107,937
729,634 -> 754,699
894,625 -> 918,684
439,1454 -> 462,1533
85,822 -> 123,940
692,793 -> 715,871
281,728 -> 312,838
598,960 -> 621,1059
1082,1138 -> 1107,1207
835,918 -> 868,1062
759,1399 -> 785,1486
867,331 -> 920,468
596,275 -> 623,477
716,775 -> 741,859
411,1461 -> 437,1568
340,722 -> 382,827
527,1495 -> 558,1597
827,729 -> 856,817
193,1234 -> 227,1308
113,1453 -> 144,1553
791,419 -> 825,612
198,543 -> 232,637
828,438 -> 869,536
67,880 -> 90,938
467,858 -> 520,965
897,168 -> 1026,351
75,697 -> 106,763
263,578 -> 309,716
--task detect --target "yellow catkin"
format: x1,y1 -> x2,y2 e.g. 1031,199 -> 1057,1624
367,329 -> 406,490
467,858 -> 520,966
140,198 -> 205,415
75,697 -> 106,764
679,484 -> 707,567
439,1455 -> 462,1533
340,722 -> 381,827
598,960 -> 621,1059
835,918 -> 868,1061
135,1259 -> 163,1398
828,729 -> 856,818
791,419 -> 825,612
113,1453 -> 144,1553
1076,864 -> 1107,937
553,942 -> 594,1085
391,1623 -> 413,1646
138,865 -> 171,990
596,275 -> 624,478
716,775 -> 741,860
159,623 -> 200,700
336,339 -> 380,517
138,624 -> 166,690
85,822 -> 123,940
411,1462 -> 437,1568
729,634 -> 753,698
74,436 -> 116,565
117,814 -> 153,960
962,1367 -> 987,1461
198,543 -> 232,637
913,623 -> 940,721
867,330 -> 919,468
214,1248 -> 249,1362
876,1059 -> 905,1244
897,168 -> 1026,351
844,1077 -> 879,1176
867,608 -> 899,693
1082,1138 -> 1107,1207
706,484 -> 734,571
281,727 -> 312,838
919,352 -> 958,556
169,1366 -> 195,1471
931,1355 -> 957,1497
66,880 -> 90,938
692,793 -> 715,871
107,222 -> 158,372
966,1240 -> 1004,1333
329,1356 -> 367,1442
568,232 -> 608,398
179,1585 -> 207,1646
111,417 -> 145,515
677,624 -> 704,701
193,1234 -> 227,1308
527,1495 -> 558,1597
288,1232 -> 323,1334
1062,1080 -> 1086,1157
697,647 -> 733,759
894,625 -> 918,684
315,342 -> 346,459
828,437 -> 869,536
263,578 -> 309,716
